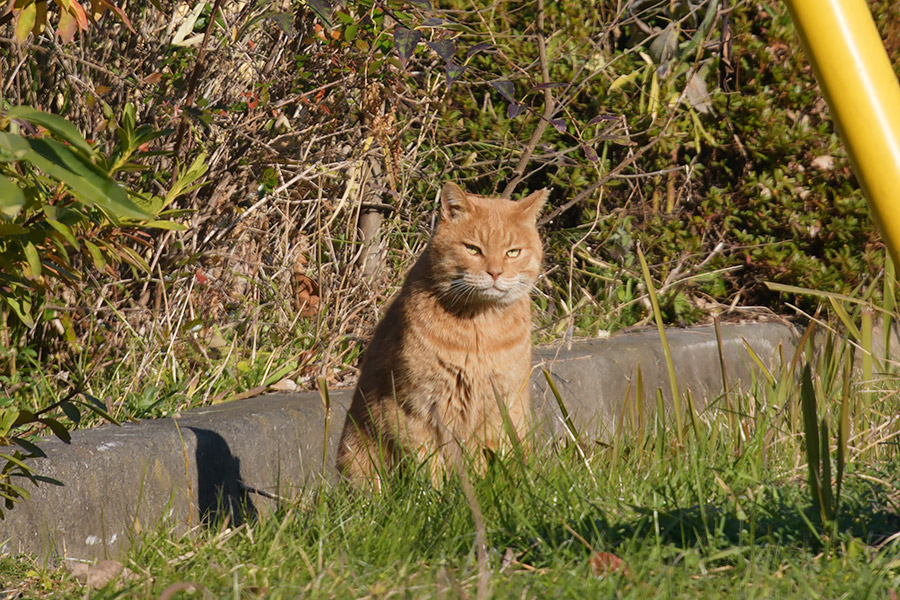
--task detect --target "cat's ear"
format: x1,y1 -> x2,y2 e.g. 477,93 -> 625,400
441,182 -> 471,221
518,188 -> 549,221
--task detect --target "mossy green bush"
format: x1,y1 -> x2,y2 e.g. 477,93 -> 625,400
0,0 -> 893,422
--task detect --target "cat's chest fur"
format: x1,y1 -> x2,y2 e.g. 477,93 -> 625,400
391,278 -> 532,424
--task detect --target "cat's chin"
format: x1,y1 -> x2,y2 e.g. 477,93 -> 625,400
472,285 -> 525,306
435,283 -> 523,309
476,287 -> 511,302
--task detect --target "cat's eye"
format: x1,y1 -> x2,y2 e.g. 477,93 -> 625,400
506,248 -> 521,258
464,244 -> 482,256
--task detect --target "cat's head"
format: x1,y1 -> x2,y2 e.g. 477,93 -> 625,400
428,182 -> 547,308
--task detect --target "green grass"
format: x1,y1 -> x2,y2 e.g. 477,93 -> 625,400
3,0 -> 900,595
4,344 -> 900,598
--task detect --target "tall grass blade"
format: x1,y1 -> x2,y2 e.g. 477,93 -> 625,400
491,378 -> 523,457
612,381 -> 631,467
714,317 -> 739,448
542,369 -> 580,446
828,297 -> 862,342
636,364 -> 645,434
432,408 -> 490,600
800,364 -> 828,524
713,316 -> 730,397
655,389 -> 666,460
742,338 -> 775,387
318,378 -> 331,476
685,387 -> 703,448
883,254 -> 896,362
861,308 -> 874,407
637,244 -> 682,444
789,321 -> 818,377
819,417 -> 834,522
835,348 -> 852,518
765,281 -> 876,308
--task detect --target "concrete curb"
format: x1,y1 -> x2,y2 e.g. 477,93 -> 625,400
1,322 -> 796,562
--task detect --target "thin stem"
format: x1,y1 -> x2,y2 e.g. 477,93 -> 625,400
502,0 -> 554,198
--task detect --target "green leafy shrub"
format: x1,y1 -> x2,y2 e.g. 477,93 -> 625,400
0,389 -> 118,519
0,104 -> 204,333
0,103 -> 207,514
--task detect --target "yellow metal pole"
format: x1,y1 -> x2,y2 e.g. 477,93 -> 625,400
783,0 -> 900,269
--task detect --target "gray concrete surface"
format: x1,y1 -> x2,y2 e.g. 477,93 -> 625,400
0,322 -> 797,562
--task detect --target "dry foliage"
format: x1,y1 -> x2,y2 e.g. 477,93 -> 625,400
1,0 -> 886,417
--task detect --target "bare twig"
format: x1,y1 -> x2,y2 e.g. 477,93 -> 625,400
172,0 -> 226,165
502,0 -> 554,199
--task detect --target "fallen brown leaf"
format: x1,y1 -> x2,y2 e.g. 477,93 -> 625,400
293,272 -> 321,316
590,551 -> 629,578
69,559 -> 135,589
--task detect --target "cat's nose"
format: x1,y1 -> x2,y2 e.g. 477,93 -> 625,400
487,268 -> 503,281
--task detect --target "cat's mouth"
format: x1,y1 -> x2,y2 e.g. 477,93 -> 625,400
476,281 -> 522,304
440,276 -> 524,308
481,285 -> 507,298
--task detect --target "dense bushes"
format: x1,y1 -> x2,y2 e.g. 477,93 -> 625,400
0,0 -> 892,420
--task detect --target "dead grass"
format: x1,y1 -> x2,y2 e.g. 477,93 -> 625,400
0,0 -> 885,420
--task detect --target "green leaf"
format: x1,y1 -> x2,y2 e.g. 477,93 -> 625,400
394,27 -> 422,67
6,106 -> 95,156
79,392 -> 108,412
0,177 -> 25,219
262,360 -> 298,387
14,2 -> 36,43
0,452 -> 33,472
609,69 -> 643,93
10,437 -> 45,458
60,401 -> 81,425
29,137 -> 151,219
38,418 -> 71,443
3,133 -> 151,220
0,486 -> 28,504
116,245 -> 151,272
0,223 -> 29,235
1,483 -> 29,499
4,297 -> 34,328
22,240 -> 41,278
0,408 -> 18,437
164,152 -> 208,208
45,218 -> 79,248
83,240 -> 107,271
22,474 -> 62,486
12,410 -> 36,427
122,103 -> 136,138
490,80 -> 516,103
75,395 -> 120,425
142,219 -> 187,230
0,131 -> 32,159
303,0 -> 333,27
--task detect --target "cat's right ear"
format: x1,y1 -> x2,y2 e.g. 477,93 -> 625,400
440,182 -> 471,221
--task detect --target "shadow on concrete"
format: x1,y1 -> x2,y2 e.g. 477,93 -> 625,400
188,427 -> 258,527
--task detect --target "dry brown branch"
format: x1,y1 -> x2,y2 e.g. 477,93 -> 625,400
173,0 -> 226,162
502,0 -> 554,199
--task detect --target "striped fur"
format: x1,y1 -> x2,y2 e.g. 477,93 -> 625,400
337,182 -> 547,488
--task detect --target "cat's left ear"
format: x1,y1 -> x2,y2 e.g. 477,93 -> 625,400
518,188 -> 549,221
441,182 -> 472,221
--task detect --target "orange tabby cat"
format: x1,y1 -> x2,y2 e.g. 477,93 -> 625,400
337,182 -> 547,488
